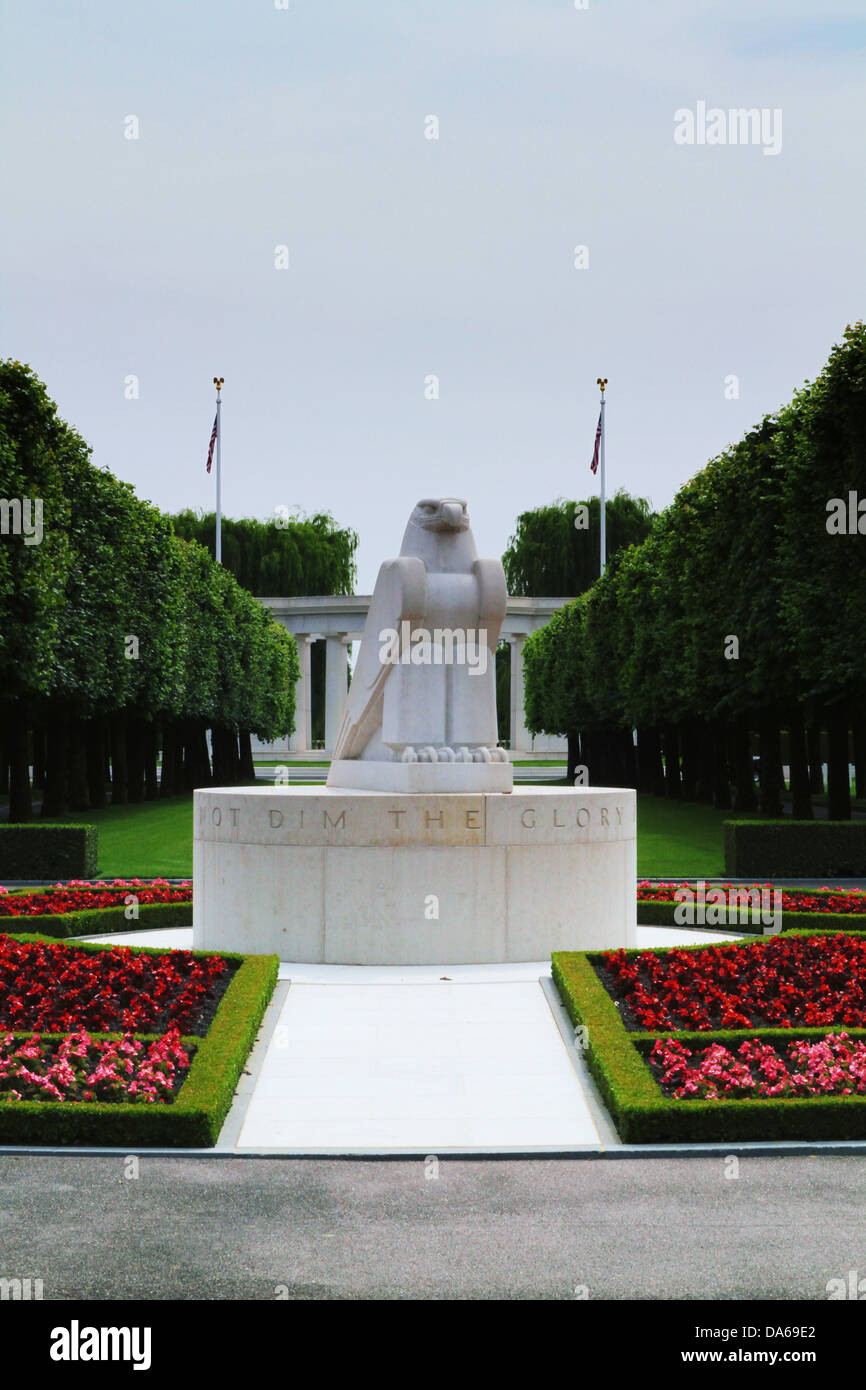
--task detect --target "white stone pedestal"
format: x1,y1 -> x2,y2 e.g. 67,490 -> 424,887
193,785 -> 636,964
327,759 -> 513,794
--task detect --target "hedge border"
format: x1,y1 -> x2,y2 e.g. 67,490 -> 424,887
0,824 -> 98,879
635,897 -> 866,935
552,932 -> 866,1143
0,901 -> 193,939
724,819 -> 866,878
5,892 -> 862,941
0,932 -> 278,1146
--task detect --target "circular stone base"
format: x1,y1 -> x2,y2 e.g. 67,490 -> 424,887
192,785 -> 636,964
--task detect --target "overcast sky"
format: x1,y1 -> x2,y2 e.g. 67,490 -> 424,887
3,0 -> 864,591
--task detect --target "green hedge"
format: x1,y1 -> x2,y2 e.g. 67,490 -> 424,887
0,824 -> 98,879
553,936 -> 866,1142
0,900 -> 193,939
0,934 -> 278,1146
636,896 -> 866,935
724,820 -> 866,877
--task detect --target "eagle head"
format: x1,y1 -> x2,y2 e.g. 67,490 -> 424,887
410,497 -> 470,533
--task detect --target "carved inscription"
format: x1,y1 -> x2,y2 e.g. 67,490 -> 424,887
197,796 -> 635,841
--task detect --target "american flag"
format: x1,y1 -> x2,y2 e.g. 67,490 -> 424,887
206,413 -> 218,473
590,410 -> 602,474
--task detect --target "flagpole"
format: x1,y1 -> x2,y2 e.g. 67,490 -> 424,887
597,377 -> 607,577
213,377 -> 224,563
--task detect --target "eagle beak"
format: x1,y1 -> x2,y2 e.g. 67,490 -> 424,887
442,502 -> 463,529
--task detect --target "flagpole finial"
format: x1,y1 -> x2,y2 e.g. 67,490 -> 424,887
596,377 -> 608,393
213,376 -> 225,394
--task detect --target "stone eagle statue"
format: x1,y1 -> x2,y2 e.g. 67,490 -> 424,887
327,497 -> 511,790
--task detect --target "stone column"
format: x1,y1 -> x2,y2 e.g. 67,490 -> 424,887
291,636 -> 314,753
509,633 -> 529,753
324,634 -> 349,754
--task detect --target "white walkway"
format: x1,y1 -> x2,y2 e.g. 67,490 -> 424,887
239,972 -> 596,1150
77,925 -> 741,1152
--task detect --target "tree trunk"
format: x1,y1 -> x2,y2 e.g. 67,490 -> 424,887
185,722 -> 212,789
212,726 -> 240,785
712,718 -> 732,810
31,726 -> 46,791
238,729 -> 255,781
853,707 -> 866,802
826,702 -> 852,820
86,718 -> 107,809
637,727 -> 661,796
788,704 -> 813,820
598,727 -> 620,786
111,714 -> 128,805
807,721 -> 825,795
41,717 -> 69,818
172,730 -> 185,792
160,722 -> 176,798
211,726 -> 227,784
567,731 -> 582,786
605,727 -> 621,786
621,728 -> 638,789
67,717 -> 91,811
679,720 -> 698,800
692,719 -> 714,803
143,723 -> 159,800
6,706 -> 33,822
663,723 -> 681,799
182,724 -> 194,791
126,716 -> 145,804
758,709 -> 784,817
732,713 -> 757,813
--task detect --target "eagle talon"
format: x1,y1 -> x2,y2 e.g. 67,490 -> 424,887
489,746 -> 508,763
401,746 -> 419,763
456,746 -> 472,763
438,746 -> 457,762
418,745 -> 439,763
471,746 -> 492,763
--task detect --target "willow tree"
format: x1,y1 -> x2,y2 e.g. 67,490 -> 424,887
167,509 -> 358,597
503,491 -> 655,597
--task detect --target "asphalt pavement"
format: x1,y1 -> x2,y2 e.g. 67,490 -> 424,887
3,1154 -> 865,1300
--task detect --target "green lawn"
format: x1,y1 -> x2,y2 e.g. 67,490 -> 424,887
25,788 -> 733,880
60,796 -> 195,878
635,794 -> 730,878
252,759 -> 331,766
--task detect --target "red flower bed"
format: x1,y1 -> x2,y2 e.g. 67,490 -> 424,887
636,880 -> 866,915
601,935 -> 866,1031
650,1033 -> 866,1100
0,1028 -> 191,1105
0,879 -> 192,918
0,937 -> 229,1034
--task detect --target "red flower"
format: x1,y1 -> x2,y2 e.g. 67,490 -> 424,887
603,936 -> 866,1032
0,937 -> 227,1033
0,880 -> 193,919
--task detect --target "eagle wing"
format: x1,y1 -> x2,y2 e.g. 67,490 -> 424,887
331,556 -> 427,761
